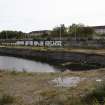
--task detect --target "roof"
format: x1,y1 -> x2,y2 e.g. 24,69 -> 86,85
91,26 -> 105,29
29,30 -> 50,34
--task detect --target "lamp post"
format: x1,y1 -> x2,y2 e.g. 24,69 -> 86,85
75,25 -> 77,41
60,25 -> 62,41
6,31 -> 8,39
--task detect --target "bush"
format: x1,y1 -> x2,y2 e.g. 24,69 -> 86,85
0,94 -> 14,105
82,82 -> 105,105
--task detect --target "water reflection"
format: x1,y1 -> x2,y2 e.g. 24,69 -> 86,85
0,56 -> 57,72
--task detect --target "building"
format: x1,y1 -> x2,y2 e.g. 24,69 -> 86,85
92,26 -> 105,34
29,30 -> 51,36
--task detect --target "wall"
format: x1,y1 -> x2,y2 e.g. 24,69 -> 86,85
0,47 -> 105,66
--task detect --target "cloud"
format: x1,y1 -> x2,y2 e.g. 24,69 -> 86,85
0,0 -> 105,32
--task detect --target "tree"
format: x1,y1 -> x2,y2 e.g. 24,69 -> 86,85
51,24 -> 67,37
82,27 -> 94,39
0,31 -> 25,39
68,23 -> 94,40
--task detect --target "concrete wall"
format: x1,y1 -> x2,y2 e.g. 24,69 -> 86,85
1,39 -> 105,48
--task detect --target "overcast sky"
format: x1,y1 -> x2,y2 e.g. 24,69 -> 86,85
0,0 -> 105,32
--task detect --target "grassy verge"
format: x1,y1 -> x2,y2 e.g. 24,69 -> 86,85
82,81 -> 105,105
1,45 -> 105,55
0,69 -> 105,105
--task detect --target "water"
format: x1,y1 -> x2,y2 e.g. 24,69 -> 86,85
52,77 -> 85,87
0,55 -> 57,72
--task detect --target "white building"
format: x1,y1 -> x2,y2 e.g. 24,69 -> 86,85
92,26 -> 105,34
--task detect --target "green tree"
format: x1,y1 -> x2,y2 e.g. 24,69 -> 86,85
0,31 -> 25,39
68,23 -> 94,40
51,24 -> 67,37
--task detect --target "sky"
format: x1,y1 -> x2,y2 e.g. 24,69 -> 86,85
0,0 -> 105,32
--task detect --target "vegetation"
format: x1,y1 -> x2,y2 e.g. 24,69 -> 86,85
0,31 -> 26,39
51,24 -> 67,37
82,82 -> 105,105
0,69 -> 105,105
0,23 -> 95,40
0,94 -> 14,105
50,23 -> 94,39
68,23 -> 94,39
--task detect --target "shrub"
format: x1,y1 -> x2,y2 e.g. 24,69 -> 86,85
82,82 -> 105,105
0,94 -> 14,105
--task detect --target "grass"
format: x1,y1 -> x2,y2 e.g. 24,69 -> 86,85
2,45 -> 105,55
0,94 -> 14,105
82,82 -> 105,105
0,69 -> 105,105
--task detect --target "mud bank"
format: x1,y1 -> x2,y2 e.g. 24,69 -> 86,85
0,47 -> 105,70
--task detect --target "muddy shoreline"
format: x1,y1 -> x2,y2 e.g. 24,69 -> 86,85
0,47 -> 105,71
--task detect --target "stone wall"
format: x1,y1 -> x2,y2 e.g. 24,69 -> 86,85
0,47 -> 105,66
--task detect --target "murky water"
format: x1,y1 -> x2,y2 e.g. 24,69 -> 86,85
0,55 -> 57,72
52,77 -> 85,87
